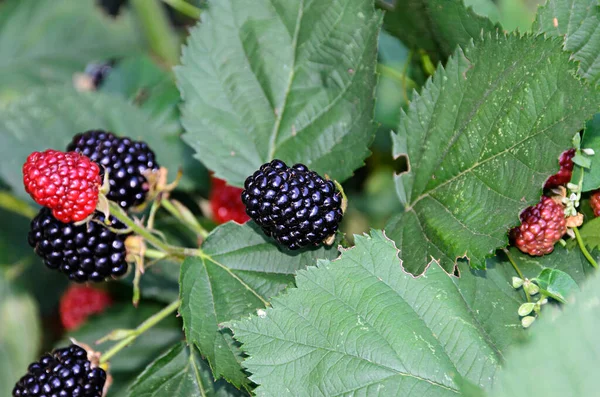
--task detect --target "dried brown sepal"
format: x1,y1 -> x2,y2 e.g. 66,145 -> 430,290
565,213 -> 584,228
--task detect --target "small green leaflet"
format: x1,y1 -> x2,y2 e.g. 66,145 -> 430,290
176,0 -> 382,187
385,33 -> 600,275
578,217 -> 600,251
230,230 -> 534,396
533,268 -> 579,304
534,0 -> 600,84
178,221 -> 340,390
128,343 -> 246,397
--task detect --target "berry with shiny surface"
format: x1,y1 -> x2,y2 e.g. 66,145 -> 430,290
67,130 -> 159,210
23,150 -> 101,223
510,196 -> 567,256
28,208 -> 129,282
12,344 -> 106,397
591,190 -> 600,217
242,160 -> 343,250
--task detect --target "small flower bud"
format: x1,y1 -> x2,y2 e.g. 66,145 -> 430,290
524,281 -> 539,295
566,183 -> 579,192
583,148 -> 595,156
518,302 -> 536,316
521,316 -> 536,328
512,277 -> 524,288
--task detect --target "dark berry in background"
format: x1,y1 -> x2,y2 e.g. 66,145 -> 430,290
12,344 -> 106,397
28,208 -> 130,283
67,130 -> 160,210
242,160 -> 343,250
84,61 -> 114,88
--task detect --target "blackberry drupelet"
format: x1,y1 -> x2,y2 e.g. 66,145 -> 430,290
12,344 -> 106,397
28,207 -> 129,282
67,130 -> 159,209
241,159 -> 344,250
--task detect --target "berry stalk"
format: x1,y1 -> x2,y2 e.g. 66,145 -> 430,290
503,248 -> 531,302
160,198 -> 209,239
99,300 -> 180,364
573,227 -> 598,269
161,0 -> 202,18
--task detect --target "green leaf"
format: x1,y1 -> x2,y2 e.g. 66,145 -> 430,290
582,113 -> 600,192
0,0 -> 142,105
230,231 -> 535,396
179,221 -> 341,389
489,267 -> 600,397
533,268 -> 579,303
66,303 -> 182,395
385,34 -> 600,275
176,0 -> 382,187
578,217 -> 600,251
382,0 -> 498,61
0,278 -> 41,397
128,342 -> 246,397
99,55 -> 210,191
534,0 -> 600,83
0,87 -> 187,199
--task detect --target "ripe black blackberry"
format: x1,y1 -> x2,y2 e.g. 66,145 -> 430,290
67,130 -> 159,209
242,160 -> 344,250
12,344 -> 106,397
28,207 -> 130,282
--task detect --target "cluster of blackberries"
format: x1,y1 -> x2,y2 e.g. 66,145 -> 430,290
242,160 -> 344,250
12,344 -> 106,397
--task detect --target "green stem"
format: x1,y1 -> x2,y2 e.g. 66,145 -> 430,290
130,0 -> 180,66
0,192 -> 37,219
100,300 -> 180,364
161,198 -> 209,239
161,0 -> 202,18
108,201 -> 172,253
144,248 -> 168,260
574,227 -> 598,269
503,248 -> 531,302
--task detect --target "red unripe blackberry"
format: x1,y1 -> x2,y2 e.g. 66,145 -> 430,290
28,208 -> 130,282
210,177 -> 250,224
23,150 -> 101,223
510,196 -> 567,256
60,285 -> 113,331
591,190 -> 600,217
544,149 -> 576,189
12,344 -> 106,397
241,160 -> 343,250
67,130 -> 159,210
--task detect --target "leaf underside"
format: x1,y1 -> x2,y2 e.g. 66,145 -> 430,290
176,0 -> 382,187
385,33 -> 600,275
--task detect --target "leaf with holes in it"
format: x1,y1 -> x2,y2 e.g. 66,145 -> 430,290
178,221 -> 340,389
176,0 -> 382,187
229,230 -> 534,396
385,34 -> 600,275
382,0 -> 499,61
128,343 -> 246,397
534,0 -> 600,84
